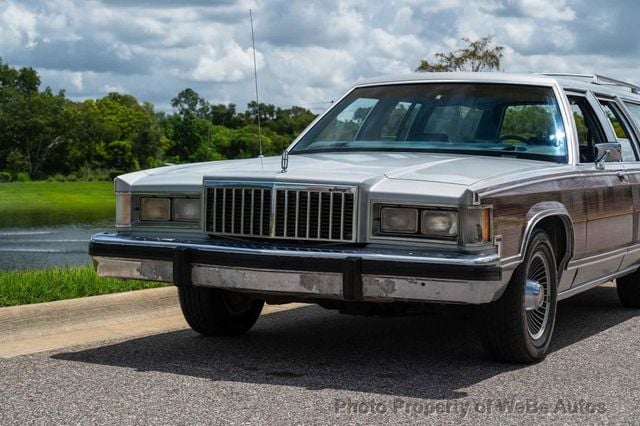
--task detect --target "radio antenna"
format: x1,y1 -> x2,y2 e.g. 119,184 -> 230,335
249,9 -> 263,158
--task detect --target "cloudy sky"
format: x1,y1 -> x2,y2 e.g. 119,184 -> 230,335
1,0 -> 638,112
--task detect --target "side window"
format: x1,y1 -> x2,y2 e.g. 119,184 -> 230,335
568,96 -> 605,163
599,100 -> 638,161
624,102 -> 640,128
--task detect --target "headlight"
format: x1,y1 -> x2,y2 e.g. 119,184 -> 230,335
139,197 -> 171,221
115,193 -> 132,227
173,198 -> 200,222
381,207 -> 418,233
375,204 -> 458,239
421,210 -> 457,237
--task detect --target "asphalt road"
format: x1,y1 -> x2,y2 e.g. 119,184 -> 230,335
1,284 -> 639,424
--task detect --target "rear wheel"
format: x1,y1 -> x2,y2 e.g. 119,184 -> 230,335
178,286 -> 264,336
616,271 -> 640,308
482,229 -> 558,363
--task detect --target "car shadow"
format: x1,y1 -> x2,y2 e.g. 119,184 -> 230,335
52,285 -> 637,400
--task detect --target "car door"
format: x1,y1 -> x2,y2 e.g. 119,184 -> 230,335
568,93 -> 633,286
598,96 -> 640,272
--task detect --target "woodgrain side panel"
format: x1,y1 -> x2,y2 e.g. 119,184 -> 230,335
481,175 -> 586,261
481,169 -> 634,285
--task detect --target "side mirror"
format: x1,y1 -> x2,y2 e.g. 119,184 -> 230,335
594,142 -> 622,170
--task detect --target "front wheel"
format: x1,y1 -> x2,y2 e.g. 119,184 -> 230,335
482,230 -> 558,363
178,286 -> 264,336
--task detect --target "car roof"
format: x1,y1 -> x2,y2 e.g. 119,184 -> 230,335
355,72 -> 640,102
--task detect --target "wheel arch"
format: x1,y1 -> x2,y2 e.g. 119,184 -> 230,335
521,203 -> 574,279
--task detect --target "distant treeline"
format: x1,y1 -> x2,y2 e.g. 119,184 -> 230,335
0,59 -> 317,181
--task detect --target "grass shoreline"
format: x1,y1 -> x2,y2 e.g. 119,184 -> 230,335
0,266 -> 165,307
0,181 -> 141,306
0,181 -> 115,228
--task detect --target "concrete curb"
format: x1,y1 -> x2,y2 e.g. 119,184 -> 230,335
0,286 -> 180,343
0,287 -> 306,358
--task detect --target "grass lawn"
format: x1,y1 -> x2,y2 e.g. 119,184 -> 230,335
0,266 -> 166,307
0,181 -> 115,228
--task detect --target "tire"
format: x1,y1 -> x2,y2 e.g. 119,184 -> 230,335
178,286 -> 264,336
616,271 -> 640,308
482,229 -> 558,363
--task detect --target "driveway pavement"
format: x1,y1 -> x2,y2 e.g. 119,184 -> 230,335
0,283 -> 638,424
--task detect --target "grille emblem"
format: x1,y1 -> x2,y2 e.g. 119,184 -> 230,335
281,150 -> 289,173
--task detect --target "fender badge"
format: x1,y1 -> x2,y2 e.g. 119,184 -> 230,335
281,150 -> 289,173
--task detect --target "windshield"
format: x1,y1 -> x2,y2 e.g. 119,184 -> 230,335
292,83 -> 568,162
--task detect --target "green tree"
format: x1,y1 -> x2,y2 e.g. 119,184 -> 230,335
0,59 -> 68,177
265,106 -> 316,136
102,140 -> 139,171
1,86 -> 68,177
416,36 -> 504,72
93,93 -> 165,169
5,149 -> 29,176
171,88 -> 210,118
165,115 -> 212,162
210,103 -> 244,128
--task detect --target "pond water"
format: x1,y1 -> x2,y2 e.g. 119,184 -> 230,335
0,224 -> 113,270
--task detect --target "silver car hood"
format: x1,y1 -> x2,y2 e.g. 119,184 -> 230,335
116,152 -> 554,192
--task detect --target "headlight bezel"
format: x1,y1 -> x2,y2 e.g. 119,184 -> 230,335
115,193 -> 202,228
371,202 -> 493,245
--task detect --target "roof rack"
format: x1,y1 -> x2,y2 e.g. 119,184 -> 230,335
538,73 -> 640,95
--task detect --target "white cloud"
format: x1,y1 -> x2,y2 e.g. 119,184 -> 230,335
192,42 -> 263,83
512,0 -> 576,21
0,2 -> 38,48
0,0 -> 638,111
70,72 -> 83,91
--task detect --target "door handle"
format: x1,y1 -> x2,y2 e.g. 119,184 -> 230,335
617,170 -> 628,181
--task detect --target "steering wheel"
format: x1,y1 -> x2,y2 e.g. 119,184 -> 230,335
499,135 -> 529,144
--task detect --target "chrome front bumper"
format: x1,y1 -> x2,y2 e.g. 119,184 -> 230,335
90,233 -> 512,304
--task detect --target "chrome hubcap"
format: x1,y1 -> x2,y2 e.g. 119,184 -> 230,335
525,279 -> 544,311
525,252 -> 550,340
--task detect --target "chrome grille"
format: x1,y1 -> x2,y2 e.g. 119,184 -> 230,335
274,189 -> 355,240
205,187 -> 271,236
205,183 -> 357,242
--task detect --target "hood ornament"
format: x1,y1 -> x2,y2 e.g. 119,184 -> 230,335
280,150 -> 289,173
